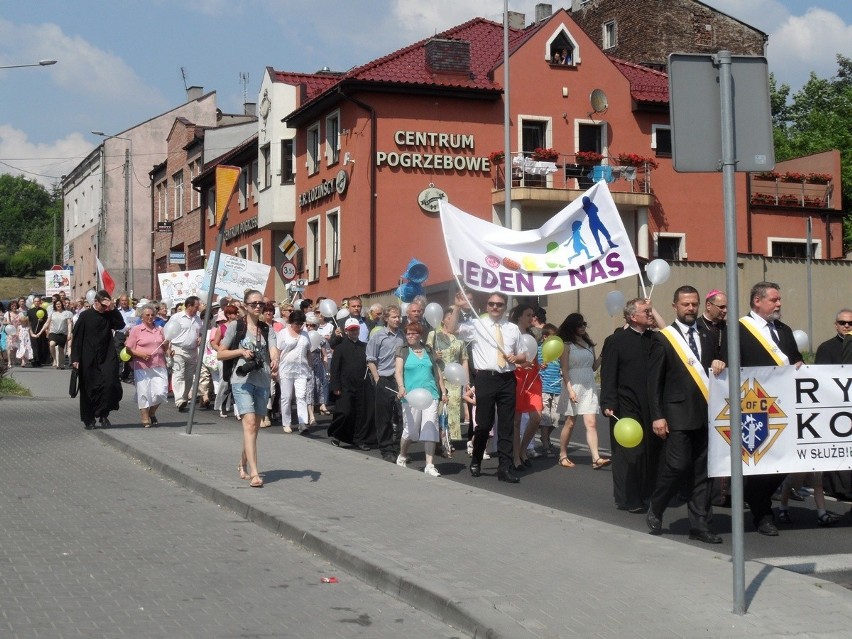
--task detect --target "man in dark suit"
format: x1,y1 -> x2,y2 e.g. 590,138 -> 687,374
600,298 -> 661,513
738,281 -> 803,536
328,318 -> 369,448
646,286 -> 726,543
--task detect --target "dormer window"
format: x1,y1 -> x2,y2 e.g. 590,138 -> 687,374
545,24 -> 580,66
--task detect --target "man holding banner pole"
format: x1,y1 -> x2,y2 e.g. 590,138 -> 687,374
738,281 -> 803,536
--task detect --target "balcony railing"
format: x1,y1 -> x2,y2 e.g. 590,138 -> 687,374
491,152 -> 654,194
749,177 -> 833,209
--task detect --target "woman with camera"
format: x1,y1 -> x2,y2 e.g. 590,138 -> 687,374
218,290 -> 279,488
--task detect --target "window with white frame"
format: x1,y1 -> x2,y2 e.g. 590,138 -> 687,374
156,180 -> 168,222
325,111 -> 340,165
768,237 -> 821,259
654,232 -> 686,261
237,246 -> 248,260
261,144 -> 272,189
306,217 -> 320,281
190,159 -> 201,209
545,25 -> 580,65
206,186 -> 216,227
251,159 -> 259,202
603,20 -> 616,49
238,167 -> 247,210
172,170 -> 184,218
325,208 -> 340,277
281,139 -> 294,184
651,124 -> 672,156
252,239 -> 262,263
307,123 -> 320,175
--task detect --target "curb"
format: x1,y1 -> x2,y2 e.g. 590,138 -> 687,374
93,429 -> 532,639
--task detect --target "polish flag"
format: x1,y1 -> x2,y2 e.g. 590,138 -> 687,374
96,257 -> 116,296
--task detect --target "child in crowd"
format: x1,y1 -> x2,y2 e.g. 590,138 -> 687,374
537,323 -> 563,457
17,315 -> 33,367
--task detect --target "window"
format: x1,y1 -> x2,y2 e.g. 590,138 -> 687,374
307,123 -> 320,175
281,139 -> 294,184
655,233 -> 686,260
252,239 -> 262,263
155,181 -> 167,222
206,186 -> 216,227
545,26 -> 579,65
238,168 -> 247,210
237,246 -> 248,260
172,171 -> 184,219
325,112 -> 340,165
768,238 -> 821,259
652,125 -> 672,156
190,160 -> 201,209
251,159 -> 259,202
326,209 -> 340,277
260,144 -> 271,190
306,217 -> 320,281
188,241 -> 203,270
603,20 -> 616,50
520,118 -> 550,186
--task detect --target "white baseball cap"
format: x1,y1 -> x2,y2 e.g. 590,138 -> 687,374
344,318 -> 360,331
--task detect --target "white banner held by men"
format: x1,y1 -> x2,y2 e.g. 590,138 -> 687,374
708,366 -> 852,476
201,251 -> 271,300
439,181 -> 640,296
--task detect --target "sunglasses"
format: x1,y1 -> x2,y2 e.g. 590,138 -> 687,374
246,301 -> 264,307
837,320 -> 852,326
487,301 -> 506,308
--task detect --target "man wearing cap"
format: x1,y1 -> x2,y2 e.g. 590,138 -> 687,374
366,305 -> 404,460
328,318 -> 369,447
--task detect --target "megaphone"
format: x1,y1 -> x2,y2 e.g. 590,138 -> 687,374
402,258 -> 429,284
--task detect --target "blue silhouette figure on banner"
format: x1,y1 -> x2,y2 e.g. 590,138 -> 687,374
581,196 -> 618,254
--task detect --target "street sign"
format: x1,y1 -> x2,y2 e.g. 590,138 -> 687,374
280,260 -> 296,281
668,53 -> 774,173
169,251 -> 186,265
278,234 -> 300,260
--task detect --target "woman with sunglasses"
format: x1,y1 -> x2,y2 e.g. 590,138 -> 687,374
276,309 -> 312,433
556,313 -> 609,469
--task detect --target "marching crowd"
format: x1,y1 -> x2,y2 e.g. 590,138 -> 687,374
1,281 -> 849,535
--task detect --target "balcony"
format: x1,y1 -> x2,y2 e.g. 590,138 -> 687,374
490,151 -> 656,208
749,172 -> 834,210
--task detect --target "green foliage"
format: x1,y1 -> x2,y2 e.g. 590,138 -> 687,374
770,56 -> 852,252
0,174 -> 61,276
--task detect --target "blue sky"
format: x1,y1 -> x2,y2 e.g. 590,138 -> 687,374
1,0 -> 850,187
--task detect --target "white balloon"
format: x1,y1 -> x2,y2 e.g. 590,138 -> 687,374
308,330 -> 322,350
645,259 -> 671,285
335,308 -> 350,320
4,325 -> 15,336
162,297 -> 173,311
793,330 -> 809,352
162,317 -> 182,342
423,302 -> 443,328
26,295 -> 34,308
399,302 -> 409,317
605,290 -> 626,317
319,299 -> 338,318
405,387 -> 433,411
85,289 -> 97,305
520,333 -> 538,362
443,362 -> 468,386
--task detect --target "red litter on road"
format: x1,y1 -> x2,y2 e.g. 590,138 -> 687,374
321,576 -> 339,583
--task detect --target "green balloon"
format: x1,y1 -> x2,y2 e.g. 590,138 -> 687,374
614,417 -> 643,448
119,347 -> 132,362
541,336 -> 564,363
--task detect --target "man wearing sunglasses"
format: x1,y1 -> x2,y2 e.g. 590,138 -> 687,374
817,309 -> 852,364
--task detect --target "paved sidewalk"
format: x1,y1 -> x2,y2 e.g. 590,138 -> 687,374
9,367 -> 852,638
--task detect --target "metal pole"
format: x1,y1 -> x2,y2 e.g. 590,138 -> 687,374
717,50 -> 745,615
503,0 -> 512,231
128,140 -> 134,294
124,147 -> 130,293
807,216 -> 813,351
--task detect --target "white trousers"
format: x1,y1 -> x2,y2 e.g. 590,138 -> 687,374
279,376 -> 308,427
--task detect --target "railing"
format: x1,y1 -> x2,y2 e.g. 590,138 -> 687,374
750,177 -> 833,209
491,152 -> 654,194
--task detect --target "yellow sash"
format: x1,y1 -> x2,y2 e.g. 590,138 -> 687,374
660,326 -> 709,402
739,316 -> 787,365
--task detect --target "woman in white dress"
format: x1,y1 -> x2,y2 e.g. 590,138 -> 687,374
556,313 -> 610,469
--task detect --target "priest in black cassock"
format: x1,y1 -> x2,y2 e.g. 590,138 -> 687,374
600,297 -> 662,513
71,290 -> 125,429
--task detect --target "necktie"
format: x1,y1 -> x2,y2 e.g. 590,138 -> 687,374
768,321 -> 781,346
494,322 -> 506,367
687,326 -> 700,359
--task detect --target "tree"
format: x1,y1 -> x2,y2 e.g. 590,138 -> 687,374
0,174 -> 59,275
770,55 -> 852,252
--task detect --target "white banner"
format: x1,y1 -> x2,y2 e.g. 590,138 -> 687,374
709,366 -> 852,476
439,181 -> 640,296
45,270 -> 72,295
157,269 -> 205,305
201,252 -> 271,300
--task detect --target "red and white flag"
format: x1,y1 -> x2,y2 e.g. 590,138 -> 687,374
96,257 -> 116,296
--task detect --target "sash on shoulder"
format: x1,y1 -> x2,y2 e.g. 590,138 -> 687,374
739,316 -> 788,366
660,326 -> 709,402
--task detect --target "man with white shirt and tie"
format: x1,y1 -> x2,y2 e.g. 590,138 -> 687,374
447,290 -> 526,483
738,281 -> 803,536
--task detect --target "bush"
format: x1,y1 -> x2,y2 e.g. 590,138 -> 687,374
8,246 -> 51,277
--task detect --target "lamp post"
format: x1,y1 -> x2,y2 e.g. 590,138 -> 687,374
92,130 -> 133,295
0,59 -> 57,69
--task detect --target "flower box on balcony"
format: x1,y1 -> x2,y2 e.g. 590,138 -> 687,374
753,171 -> 779,181
616,153 -> 658,169
750,193 -> 776,206
488,150 -> 505,165
532,147 -> 559,161
806,173 -> 832,184
575,151 -> 603,165
780,172 -> 806,183
779,194 -> 801,206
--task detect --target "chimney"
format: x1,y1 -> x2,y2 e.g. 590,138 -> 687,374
186,85 -> 203,101
244,102 -> 257,116
507,11 -> 525,29
425,38 -> 470,75
535,4 -> 553,23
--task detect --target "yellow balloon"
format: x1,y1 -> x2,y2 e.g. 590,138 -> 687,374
36,309 -> 45,319
41,301 -> 50,310
119,347 -> 132,362
541,336 -> 564,363
614,417 -> 643,448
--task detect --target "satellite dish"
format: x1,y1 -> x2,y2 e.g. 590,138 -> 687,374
590,89 -> 609,114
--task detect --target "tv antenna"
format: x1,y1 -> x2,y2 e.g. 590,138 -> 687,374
180,67 -> 189,91
239,72 -> 250,105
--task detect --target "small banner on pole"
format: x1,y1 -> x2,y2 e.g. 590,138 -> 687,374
215,166 -> 242,228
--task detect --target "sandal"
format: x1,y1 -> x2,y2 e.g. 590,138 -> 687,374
558,456 -> 575,468
249,474 -> 263,488
592,457 -> 612,469
238,464 -> 249,480
319,406 -> 331,415
142,421 -> 151,428
817,511 -> 841,527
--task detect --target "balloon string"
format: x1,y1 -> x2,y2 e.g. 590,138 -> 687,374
648,283 -> 656,300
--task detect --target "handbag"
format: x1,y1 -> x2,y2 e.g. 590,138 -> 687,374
69,367 -> 80,398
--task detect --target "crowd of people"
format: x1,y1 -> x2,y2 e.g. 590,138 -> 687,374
2,281 -> 849,532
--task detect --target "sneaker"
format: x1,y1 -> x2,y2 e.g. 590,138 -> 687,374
283,425 -> 293,433
396,455 -> 408,467
482,452 -> 491,460
219,411 -> 228,418
466,441 -> 473,457
424,464 -> 441,477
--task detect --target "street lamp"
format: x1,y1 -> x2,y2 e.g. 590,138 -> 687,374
0,59 -> 57,69
92,130 -> 133,295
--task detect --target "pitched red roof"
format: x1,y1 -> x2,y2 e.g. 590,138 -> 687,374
608,57 -> 669,104
271,70 -> 342,100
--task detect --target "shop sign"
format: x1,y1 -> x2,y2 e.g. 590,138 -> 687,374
299,170 -> 349,208
156,221 -> 173,233
376,129 -> 491,174
223,216 -> 259,241
418,186 -> 447,213
169,251 -> 186,265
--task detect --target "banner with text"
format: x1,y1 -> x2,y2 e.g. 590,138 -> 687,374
708,366 -> 852,476
201,252 -> 271,300
439,181 -> 640,296
157,269 -> 205,305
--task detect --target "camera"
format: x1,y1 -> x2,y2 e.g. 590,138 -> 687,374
235,351 -> 264,376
